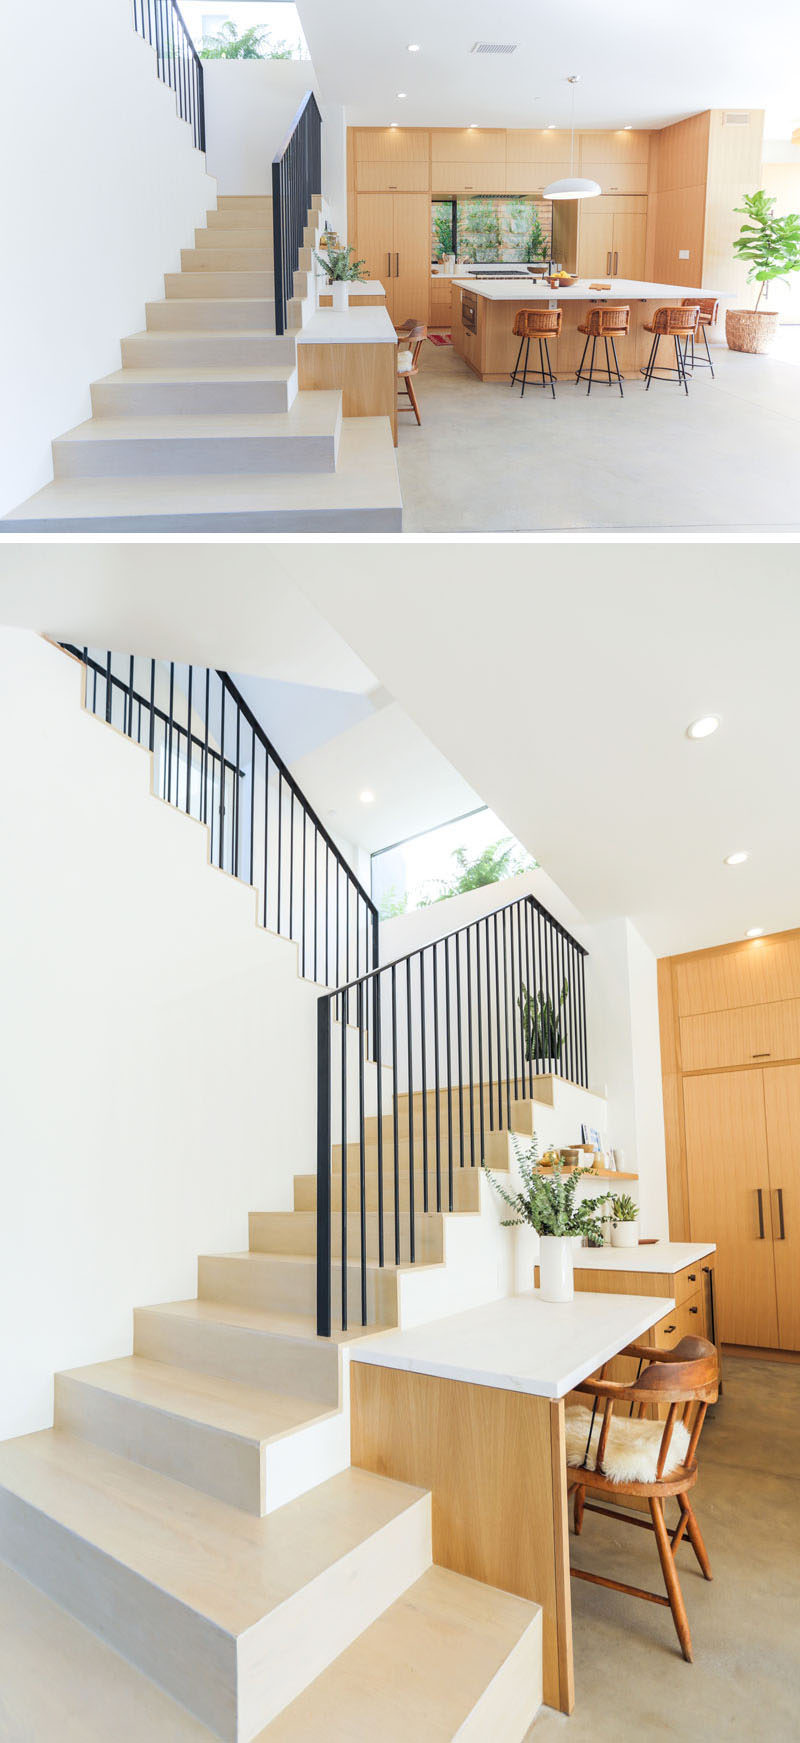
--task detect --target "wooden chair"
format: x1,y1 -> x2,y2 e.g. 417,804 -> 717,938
642,304 -> 700,394
395,321 -> 427,425
510,307 -> 562,399
681,296 -> 719,378
565,1336 -> 718,1662
575,304 -> 630,397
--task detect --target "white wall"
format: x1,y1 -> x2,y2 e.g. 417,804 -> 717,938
585,916 -> 669,1238
0,632 -> 320,1443
0,1 -> 216,516
203,60 -> 347,233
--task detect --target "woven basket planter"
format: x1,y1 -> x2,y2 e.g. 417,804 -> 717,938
725,308 -> 780,354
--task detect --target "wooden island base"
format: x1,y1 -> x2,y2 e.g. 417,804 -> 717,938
452,288 -> 683,382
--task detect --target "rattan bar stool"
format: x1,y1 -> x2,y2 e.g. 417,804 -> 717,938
575,304 -> 630,396
642,304 -> 699,394
510,308 -> 563,399
681,297 -> 719,377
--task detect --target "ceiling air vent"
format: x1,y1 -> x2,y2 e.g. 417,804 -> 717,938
470,42 -> 518,54
723,111 -> 751,125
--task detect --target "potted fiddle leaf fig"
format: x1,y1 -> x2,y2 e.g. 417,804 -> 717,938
610,1191 -> 640,1249
313,244 -> 368,313
727,190 -> 800,354
489,1135 -> 611,1302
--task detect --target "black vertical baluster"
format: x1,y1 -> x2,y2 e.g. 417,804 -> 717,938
126,655 -> 134,739
335,865 -> 340,987
233,701 -> 241,878
316,997 -> 332,1337
248,725 -> 255,887
358,982 -> 367,1325
263,753 -> 270,928
503,910 -> 513,1124
454,931 -> 464,1173
185,665 -> 193,813
444,938 -> 453,1211
557,928 -> 567,1081
420,950 -> 429,1210
217,680 -> 225,869
325,848 -> 329,983
149,658 -> 156,754
289,794 -> 295,941
493,913 -> 503,1127
301,813 -> 307,974
523,899 -> 533,1096
580,951 -> 588,1087
406,956 -> 415,1265
535,908 -> 544,1076
569,938 -> 578,1086
476,923 -> 485,1162
391,965 -> 400,1262
433,943 -> 441,1212
202,668 -> 209,822
167,661 -> 175,805
375,972 -> 385,1267
105,651 -> 112,725
485,919 -> 494,1132
466,928 -> 475,1165
515,902 -> 525,1110
313,832 -> 318,981
277,772 -> 283,932
339,966 -> 347,1326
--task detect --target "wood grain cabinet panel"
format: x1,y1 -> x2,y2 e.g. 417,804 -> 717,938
432,163 -> 506,194
762,1065 -> 800,1350
674,934 -> 800,1016
356,161 -> 430,192
355,128 -> 430,162
683,1071 -> 779,1348
431,129 -> 506,164
679,999 -> 800,1071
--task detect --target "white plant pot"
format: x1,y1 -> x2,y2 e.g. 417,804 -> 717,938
331,281 -> 349,313
538,1235 -> 574,1303
611,1221 -> 639,1249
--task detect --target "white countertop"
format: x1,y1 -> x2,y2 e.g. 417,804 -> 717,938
574,1240 -> 715,1274
454,276 -> 725,302
298,306 -> 397,346
349,1288 -> 673,1401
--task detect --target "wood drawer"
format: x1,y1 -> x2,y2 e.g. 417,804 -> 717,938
356,162 -> 430,192
651,1288 -> 706,1347
680,999 -> 800,1071
673,1260 -> 708,1307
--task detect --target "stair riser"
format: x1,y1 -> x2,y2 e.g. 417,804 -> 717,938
53,431 -> 340,479
146,300 -> 276,332
457,1615 -> 544,1743
133,1307 -> 340,1405
216,197 -> 274,213
196,229 -> 272,250
293,1172 -> 481,1214
54,1373 -> 264,1516
182,250 -> 273,273
198,1255 -> 399,1326
0,1481 -> 431,1743
91,376 -> 298,417
121,333 -> 297,367
249,1210 -> 444,1264
165,273 -> 275,299
206,210 -> 273,231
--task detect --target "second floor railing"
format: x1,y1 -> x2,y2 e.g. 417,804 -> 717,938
317,890 -> 589,1335
272,90 -> 322,335
62,646 -> 379,993
132,0 -> 206,152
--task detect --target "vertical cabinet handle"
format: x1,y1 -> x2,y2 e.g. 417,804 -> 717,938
613,251 -> 619,274
606,251 -> 612,274
702,1266 -> 717,1346
387,253 -> 392,278
776,1187 -> 786,1239
395,252 -> 400,276
757,1188 -> 765,1238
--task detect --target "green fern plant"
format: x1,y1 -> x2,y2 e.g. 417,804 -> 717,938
313,245 -> 368,283
488,1134 -> 610,1244
518,978 -> 569,1063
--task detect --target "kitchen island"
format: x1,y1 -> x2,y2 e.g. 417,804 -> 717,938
451,276 -> 725,382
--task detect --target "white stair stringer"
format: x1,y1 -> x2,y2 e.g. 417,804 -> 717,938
2,192 -> 401,532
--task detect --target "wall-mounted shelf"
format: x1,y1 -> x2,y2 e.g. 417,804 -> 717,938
533,1167 -> 639,1181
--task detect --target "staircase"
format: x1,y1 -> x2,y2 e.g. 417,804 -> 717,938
3,195 -> 401,533
0,641 -> 543,1739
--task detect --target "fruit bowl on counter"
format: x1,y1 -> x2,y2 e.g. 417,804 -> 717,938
547,272 -> 577,288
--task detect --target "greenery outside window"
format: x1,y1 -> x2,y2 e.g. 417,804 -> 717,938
372,806 -> 538,920
431,197 -> 552,265
181,3 -> 310,60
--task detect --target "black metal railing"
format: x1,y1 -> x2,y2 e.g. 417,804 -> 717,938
316,891 -> 589,1335
63,646 -> 378,992
132,0 -> 206,152
272,90 -> 322,336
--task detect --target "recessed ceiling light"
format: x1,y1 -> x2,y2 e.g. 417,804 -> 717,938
469,123 -> 478,129
724,851 -> 749,866
389,121 -> 398,128
746,927 -> 765,938
686,714 -> 720,740
546,123 -> 555,129
624,123 -> 633,129
359,789 -> 375,804
397,91 -> 407,99
407,43 -> 420,52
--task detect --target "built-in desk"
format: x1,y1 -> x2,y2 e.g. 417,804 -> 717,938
563,1241 -> 718,1354
297,302 -> 398,442
349,1288 -> 672,1715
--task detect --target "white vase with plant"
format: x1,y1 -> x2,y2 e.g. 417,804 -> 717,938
313,243 -> 368,313
489,1135 -> 611,1303
610,1191 -> 639,1249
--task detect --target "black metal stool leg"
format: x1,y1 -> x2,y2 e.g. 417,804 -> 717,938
587,335 -> 597,395
544,335 -> 556,398
521,335 -> 531,398
576,333 -> 590,383
644,333 -> 659,388
510,332 -> 525,389
604,336 -> 612,385
610,334 -> 624,397
675,334 -> 689,395
702,323 -> 715,378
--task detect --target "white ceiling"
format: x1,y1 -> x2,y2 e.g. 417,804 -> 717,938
288,544 -> 800,957
298,0 -> 800,137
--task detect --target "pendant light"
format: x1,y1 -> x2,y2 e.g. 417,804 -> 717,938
544,76 -> 601,200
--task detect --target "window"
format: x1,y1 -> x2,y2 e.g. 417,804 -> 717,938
431,197 -> 552,265
181,3 -> 310,59
371,807 -> 537,920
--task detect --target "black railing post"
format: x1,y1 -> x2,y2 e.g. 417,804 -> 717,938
316,996 -> 332,1337
272,91 -> 322,338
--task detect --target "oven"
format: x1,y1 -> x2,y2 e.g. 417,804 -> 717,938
461,291 -> 478,335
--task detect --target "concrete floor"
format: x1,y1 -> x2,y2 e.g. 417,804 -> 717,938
527,1355 -> 800,1741
0,1357 -> 797,1738
398,329 -> 800,532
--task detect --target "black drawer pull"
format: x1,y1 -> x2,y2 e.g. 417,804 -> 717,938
687,1273 -> 696,1282
689,1306 -> 699,1314
752,1051 -> 771,1058
664,1324 -> 676,1334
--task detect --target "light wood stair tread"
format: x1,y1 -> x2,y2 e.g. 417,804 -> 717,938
55,395 -> 342,443
0,1431 -> 427,1638
265,1565 -> 540,1740
95,366 -> 297,387
138,1296 -> 376,1346
58,1356 -> 336,1444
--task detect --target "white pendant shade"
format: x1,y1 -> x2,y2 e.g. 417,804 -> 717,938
544,176 -> 602,200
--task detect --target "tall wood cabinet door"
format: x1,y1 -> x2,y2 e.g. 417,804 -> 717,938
683,1070 -> 779,1348
577,210 -> 614,277
612,210 -> 646,278
763,1065 -> 800,1350
355,194 -> 396,317
392,194 -> 431,326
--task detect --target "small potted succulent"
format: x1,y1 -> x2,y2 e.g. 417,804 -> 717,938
727,189 -> 800,354
610,1191 -> 639,1249
313,243 -> 368,313
489,1135 -> 611,1302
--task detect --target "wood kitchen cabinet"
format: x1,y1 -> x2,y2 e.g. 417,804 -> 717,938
354,129 -> 430,192
683,1065 -> 800,1350
576,197 -> 647,278
431,129 -> 506,195
579,130 -> 650,195
355,193 -> 430,326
